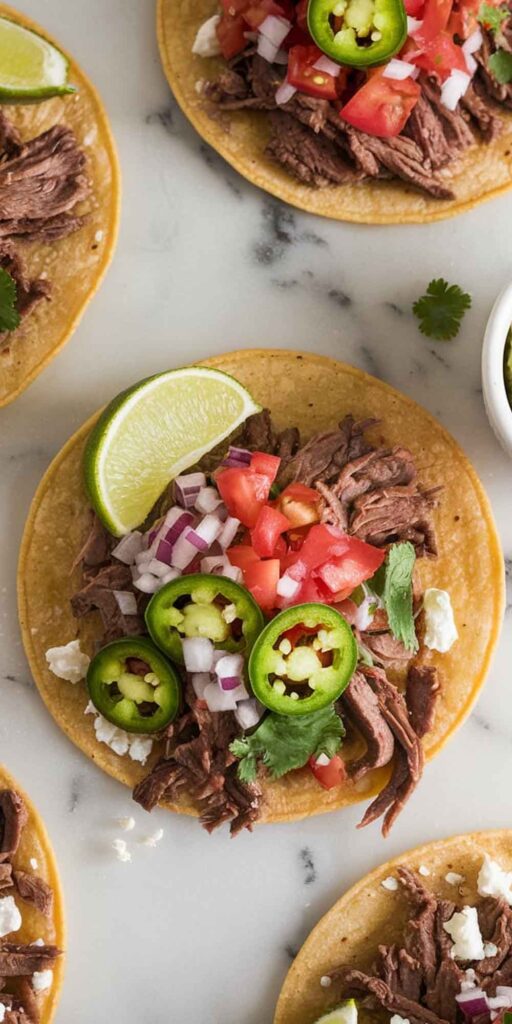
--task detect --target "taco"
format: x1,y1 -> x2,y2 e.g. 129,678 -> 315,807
274,830 -> 512,1024
18,350 -> 503,836
157,0 -> 512,224
0,765 -> 64,1024
0,3 -> 120,407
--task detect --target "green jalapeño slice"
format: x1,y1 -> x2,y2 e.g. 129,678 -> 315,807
249,604 -> 357,716
87,637 -> 181,734
145,574 -> 265,665
308,0 -> 407,69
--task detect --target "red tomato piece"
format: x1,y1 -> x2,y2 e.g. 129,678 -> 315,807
216,13 -> 248,59
243,0 -> 288,28
314,537 -> 385,595
296,0 -> 310,30
410,31 -> 467,76
308,754 -> 347,789
227,544 -> 260,571
250,451 -> 281,485
251,506 -> 291,558
287,44 -> 338,99
277,482 -> 320,528
287,524 -> 350,578
405,0 -> 425,14
415,0 -> 454,39
243,559 -> 280,610
216,467 -> 270,527
340,72 -> 421,138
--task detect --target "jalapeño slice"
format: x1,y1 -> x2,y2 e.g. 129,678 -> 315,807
249,603 -> 357,716
145,573 -> 265,665
308,0 -> 407,69
87,636 -> 180,734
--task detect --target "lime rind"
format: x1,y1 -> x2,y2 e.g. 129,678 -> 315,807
0,16 -> 75,100
84,367 -> 261,536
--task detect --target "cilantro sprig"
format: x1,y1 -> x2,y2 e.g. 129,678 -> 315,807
478,2 -> 509,31
230,705 -> 344,783
488,48 -> 512,82
0,267 -> 20,333
413,278 -> 471,341
383,542 -> 418,653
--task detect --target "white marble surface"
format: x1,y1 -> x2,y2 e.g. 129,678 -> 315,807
1,1 -> 511,1021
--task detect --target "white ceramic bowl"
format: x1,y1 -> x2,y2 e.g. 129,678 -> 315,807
482,281 -> 512,458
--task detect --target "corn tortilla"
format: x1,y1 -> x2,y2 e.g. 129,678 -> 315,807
18,349 -> 504,824
157,0 -> 512,225
0,3 -> 120,407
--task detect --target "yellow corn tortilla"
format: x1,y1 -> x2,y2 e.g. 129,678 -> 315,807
0,764 -> 65,1024
18,349 -> 504,824
157,0 -> 512,225
274,828 -> 512,1024
0,3 -> 120,407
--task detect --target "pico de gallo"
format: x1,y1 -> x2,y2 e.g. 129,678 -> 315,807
193,0 -> 512,199
58,389 -> 457,838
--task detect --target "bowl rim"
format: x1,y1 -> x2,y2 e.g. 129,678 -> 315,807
482,280 -> 512,455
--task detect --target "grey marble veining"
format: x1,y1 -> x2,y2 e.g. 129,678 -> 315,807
0,0 -> 511,1021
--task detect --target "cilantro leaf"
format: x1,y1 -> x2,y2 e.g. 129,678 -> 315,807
488,48 -> 512,83
412,278 -> 471,341
383,542 -> 418,653
0,267 -> 20,333
230,706 -> 344,783
477,2 -> 509,31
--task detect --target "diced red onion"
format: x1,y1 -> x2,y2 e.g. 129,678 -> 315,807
276,573 -> 301,599
204,682 -> 238,712
276,79 -> 297,104
257,33 -> 281,62
171,531 -> 205,569
212,649 -> 229,665
230,682 -> 250,702
191,672 -> 212,700
156,539 -> 174,565
497,988 -> 512,999
135,549 -> 152,567
200,555 -> 230,574
219,516 -> 241,550
407,15 -> 422,33
215,653 -> 244,681
383,58 -> 418,80
464,52 -> 477,73
161,568 -> 181,585
441,68 -> 470,110
222,564 -> 243,583
195,486 -> 223,514
222,446 -> 252,468
463,27 -> 483,54
113,590 -> 138,616
313,54 -> 341,77
132,572 -> 161,594
182,637 -> 214,673
235,699 -> 265,730
193,513 -> 223,547
219,675 -> 242,691
112,531 -> 144,565
175,473 -> 206,508
489,995 -> 512,1009
146,558 -> 172,578
164,510 -> 194,545
456,989 -> 489,1019
259,14 -> 291,46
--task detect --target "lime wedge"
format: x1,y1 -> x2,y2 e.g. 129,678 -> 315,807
84,367 -> 262,536
314,1001 -> 358,1024
0,17 -> 75,100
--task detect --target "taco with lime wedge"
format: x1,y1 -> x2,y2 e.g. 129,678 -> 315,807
18,351 -> 504,836
0,3 -> 120,407
157,0 -> 512,224
274,830 -> 512,1024
0,765 -> 64,1024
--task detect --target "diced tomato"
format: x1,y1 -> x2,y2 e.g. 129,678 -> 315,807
216,13 -> 248,59
251,505 -> 291,558
410,31 -> 467,76
340,72 -> 421,138
287,524 -> 350,577
296,0 -> 310,30
227,544 -> 260,571
405,0 -> 425,14
243,559 -> 280,611
308,754 -> 347,789
415,0 -> 454,39
243,0 -> 288,28
216,467 -> 270,527
314,537 -> 385,595
277,483 -> 320,527
250,451 -> 281,485
287,44 -> 339,99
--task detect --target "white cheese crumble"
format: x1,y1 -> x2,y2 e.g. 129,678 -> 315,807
445,872 -> 465,886
30,858 -> 39,870
0,1004 -> 5,1023
423,589 -> 458,653
117,816 -> 135,832
31,938 -> 44,946
320,975 -> 332,988
443,906 -> 485,960
381,876 -> 398,891
85,703 -> 153,764
391,1016 -> 411,1024
461,968 -> 477,991
32,969 -> 53,993
192,14 -> 221,57
112,839 -> 131,863
484,941 -> 498,958
0,896 -> 21,938
45,639 -> 90,684
418,865 -> 431,877
140,828 -> 164,848
478,853 -> 512,905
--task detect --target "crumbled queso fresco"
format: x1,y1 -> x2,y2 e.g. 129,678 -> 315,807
85,703 -> 153,764
32,969 -> 53,993
443,906 -> 485,960
0,895 -> 21,938
423,588 -> 458,653
477,853 -> 512,903
381,876 -> 399,891
45,639 -> 90,684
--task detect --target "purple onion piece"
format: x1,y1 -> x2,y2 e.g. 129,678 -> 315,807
219,676 -> 242,692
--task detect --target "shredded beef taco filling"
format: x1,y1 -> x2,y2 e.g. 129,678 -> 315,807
71,407 -> 443,836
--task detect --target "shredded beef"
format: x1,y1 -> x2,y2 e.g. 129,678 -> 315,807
70,563 -> 144,642
375,944 -> 423,1002
13,871 -> 53,918
360,630 -> 411,669
0,943 -> 60,976
477,27 -> 512,109
405,93 -> 454,169
462,82 -> 503,141
0,240 -> 50,346
275,426 -> 300,464
350,483 -> 440,556
239,408 -> 275,451
0,112 -> 21,156
345,125 -> 455,199
266,112 -> 360,187
341,671 -> 395,780
406,665 -> 440,738
72,514 -> 112,569
0,793 -> 27,863
0,863 -> 12,890
335,967 -> 450,1024
420,76 -> 475,149
477,896 -> 512,975
276,414 -> 376,489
